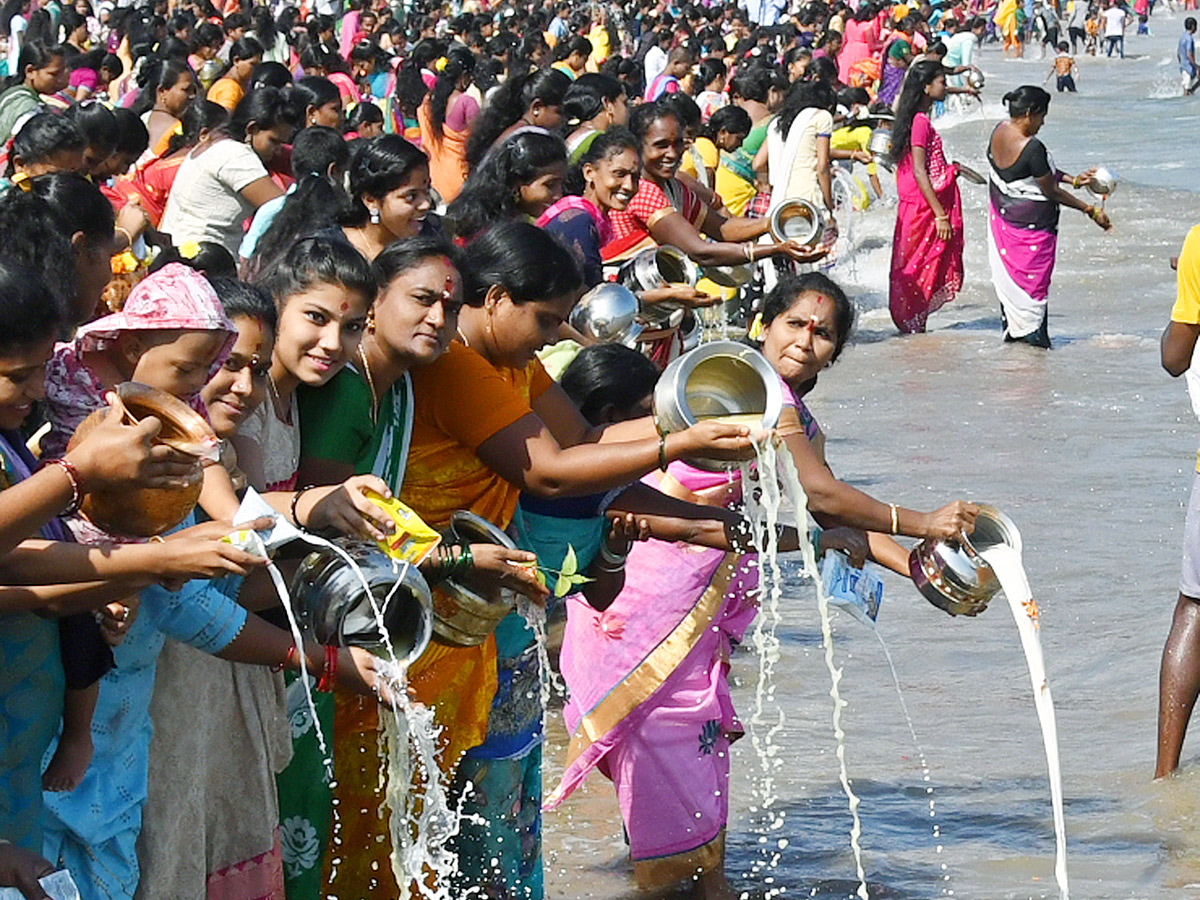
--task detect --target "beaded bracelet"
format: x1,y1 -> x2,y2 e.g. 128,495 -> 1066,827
290,485 -> 318,528
44,458 -> 83,516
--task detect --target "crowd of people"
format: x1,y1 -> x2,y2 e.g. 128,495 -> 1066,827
0,0 -> 1143,896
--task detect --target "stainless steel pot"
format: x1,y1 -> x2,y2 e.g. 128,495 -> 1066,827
291,542 -> 433,663
769,198 -> 825,246
967,69 -> 985,90
433,511 -> 520,646
1086,166 -> 1117,197
569,282 -> 643,346
868,127 -> 894,171
618,246 -> 699,329
909,505 -> 1022,617
700,262 -> 754,288
652,341 -> 783,471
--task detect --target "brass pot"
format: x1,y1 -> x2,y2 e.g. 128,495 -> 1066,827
909,505 -> 1022,617
433,511 -> 520,646
291,541 -> 433,662
66,382 -> 219,537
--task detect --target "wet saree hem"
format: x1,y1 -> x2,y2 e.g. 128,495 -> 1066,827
633,827 -> 725,889
207,834 -> 286,900
550,553 -> 737,800
987,201 -> 1057,340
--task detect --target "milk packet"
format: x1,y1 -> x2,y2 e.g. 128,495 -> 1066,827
0,869 -> 81,900
820,551 -> 884,626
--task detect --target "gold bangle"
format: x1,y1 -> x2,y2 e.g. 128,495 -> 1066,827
747,242 -> 756,263
889,504 -> 899,535
114,226 -> 134,248
149,535 -> 165,543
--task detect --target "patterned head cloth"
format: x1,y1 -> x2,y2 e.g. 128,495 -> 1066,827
73,263 -> 237,377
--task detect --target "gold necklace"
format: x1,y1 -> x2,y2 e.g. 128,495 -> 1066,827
358,344 -> 380,426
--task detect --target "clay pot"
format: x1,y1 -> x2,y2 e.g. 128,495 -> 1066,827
67,382 -> 218,537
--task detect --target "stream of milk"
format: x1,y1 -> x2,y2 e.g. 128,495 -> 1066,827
979,543 -> 1070,900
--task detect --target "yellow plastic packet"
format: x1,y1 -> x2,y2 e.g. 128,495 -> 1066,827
363,490 -> 442,565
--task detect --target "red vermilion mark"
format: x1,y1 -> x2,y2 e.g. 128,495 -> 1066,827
340,302 -> 349,312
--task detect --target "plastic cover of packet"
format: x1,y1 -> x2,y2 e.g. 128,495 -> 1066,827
224,487 -> 306,556
820,550 -> 884,626
362,489 -> 441,565
0,869 -> 81,900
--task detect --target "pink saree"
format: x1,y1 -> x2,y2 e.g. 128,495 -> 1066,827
888,112 -> 964,333
547,465 -> 758,889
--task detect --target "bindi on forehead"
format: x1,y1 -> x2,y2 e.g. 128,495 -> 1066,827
340,301 -> 349,312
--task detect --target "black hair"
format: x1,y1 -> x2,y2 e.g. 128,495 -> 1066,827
166,98 -> 227,156
59,7 -> 87,39
293,75 -> 341,121
7,111 -> 85,176
194,20 -> 223,49
4,40 -> 64,91
659,90 -> 701,134
229,34 -> 264,64
561,72 -> 623,129
250,127 -> 352,278
228,85 -> 297,142
250,60 -> 292,90
110,107 -> 149,160
628,96 -> 677,143
207,276 -> 277,333
464,68 -> 570,171
0,259 -> 61,353
891,59 -> 946,161
344,134 -> 428,227
445,129 -> 567,240
130,55 -> 192,115
1002,84 -> 1052,119
254,235 -> 377,309
0,172 -> 113,324
804,55 -> 840,88
461,220 -> 582,305
700,103 -> 751,141
564,124 -> 638,195
560,343 -> 661,425
692,56 -> 726,94
838,86 -> 871,108
249,5 -> 277,50
429,43 -> 476,138
372,234 -> 475,303
345,100 -> 383,133
775,78 -> 836,133
147,241 -> 238,278
0,0 -> 26,38
761,271 -> 854,364
555,34 -> 593,63
729,65 -> 772,103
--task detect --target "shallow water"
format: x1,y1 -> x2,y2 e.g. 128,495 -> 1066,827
543,20 -> 1200,900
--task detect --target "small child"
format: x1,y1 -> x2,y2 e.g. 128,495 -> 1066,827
39,263 -> 236,791
1047,42 -> 1080,91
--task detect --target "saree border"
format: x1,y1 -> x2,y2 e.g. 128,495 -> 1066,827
633,827 -> 725,889
562,553 -> 737,769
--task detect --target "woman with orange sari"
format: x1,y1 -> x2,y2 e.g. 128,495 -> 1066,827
417,45 -> 477,203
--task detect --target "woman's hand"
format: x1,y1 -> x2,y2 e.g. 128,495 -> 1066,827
934,214 -> 952,242
335,645 -> 397,702
669,421 -> 757,462
606,512 -> 651,556
771,239 -> 829,264
0,840 -> 55,900
151,518 -> 273,588
469,544 -> 550,604
1074,165 -> 1098,189
1090,206 -> 1112,231
65,393 -> 202,492
818,526 -> 870,568
116,198 -> 152,244
921,501 -> 979,541
98,595 -> 139,646
853,149 -> 873,164
304,475 -> 396,540
640,284 -> 721,309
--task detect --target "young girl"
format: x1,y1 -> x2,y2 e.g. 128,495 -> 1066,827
38,262 -> 238,790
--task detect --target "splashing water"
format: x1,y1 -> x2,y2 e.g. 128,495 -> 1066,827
741,437 -> 870,900
978,544 -> 1070,900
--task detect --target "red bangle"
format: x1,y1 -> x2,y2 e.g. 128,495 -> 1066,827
316,644 -> 338,692
272,643 -> 298,673
43,458 -> 83,515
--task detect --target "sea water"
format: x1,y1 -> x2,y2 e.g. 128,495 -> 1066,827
543,23 -> 1200,898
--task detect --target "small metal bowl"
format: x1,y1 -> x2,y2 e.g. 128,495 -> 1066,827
1086,166 -> 1117,196
770,198 -> 825,246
